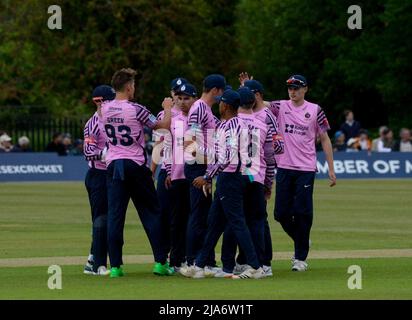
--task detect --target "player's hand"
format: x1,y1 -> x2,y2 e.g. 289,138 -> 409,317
100,147 -> 108,163
165,175 -> 172,189
202,182 -> 212,197
238,72 -> 253,86
162,97 -> 173,110
329,171 -> 337,187
193,176 -> 207,189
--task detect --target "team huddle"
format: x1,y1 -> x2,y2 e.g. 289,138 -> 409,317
83,68 -> 336,279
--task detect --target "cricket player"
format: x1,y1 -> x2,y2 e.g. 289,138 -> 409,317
268,74 -> 336,271
163,83 -> 197,271
183,74 -> 225,270
218,86 -> 277,278
101,68 -> 174,277
182,89 -> 265,279
233,76 -> 285,275
83,85 -> 115,276
152,77 -> 187,264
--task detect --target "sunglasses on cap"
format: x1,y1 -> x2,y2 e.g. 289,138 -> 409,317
92,97 -> 104,104
286,78 -> 306,86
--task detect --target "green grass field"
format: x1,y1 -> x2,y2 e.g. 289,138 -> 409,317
0,179 -> 411,299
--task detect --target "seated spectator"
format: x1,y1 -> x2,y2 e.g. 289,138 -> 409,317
0,133 -> 14,152
45,132 -> 66,156
340,110 -> 361,142
69,139 -> 84,156
346,138 -> 359,152
358,129 -> 372,152
374,127 -> 394,152
62,133 -> 73,155
11,136 -> 33,152
393,128 -> 412,152
383,128 -> 396,150
333,131 -> 347,152
372,126 -> 388,152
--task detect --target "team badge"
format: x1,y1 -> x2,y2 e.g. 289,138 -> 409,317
305,112 -> 311,119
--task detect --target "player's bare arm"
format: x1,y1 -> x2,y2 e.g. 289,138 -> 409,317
319,131 -> 337,187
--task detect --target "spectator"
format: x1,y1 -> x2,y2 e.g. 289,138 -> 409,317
0,133 -> 14,152
374,127 -> 394,152
45,132 -> 66,156
11,136 -> 33,152
69,139 -> 84,156
383,128 -> 396,150
340,110 -> 361,142
333,131 -> 347,152
372,126 -> 388,152
393,128 -> 412,152
358,129 -> 372,152
346,138 -> 359,152
62,134 -> 73,155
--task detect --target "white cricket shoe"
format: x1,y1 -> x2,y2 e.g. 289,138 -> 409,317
233,263 -> 249,275
214,269 -> 233,278
94,266 -> 111,276
180,265 -> 205,278
204,266 -> 220,277
262,265 -> 273,277
292,260 -> 308,272
232,266 -> 265,279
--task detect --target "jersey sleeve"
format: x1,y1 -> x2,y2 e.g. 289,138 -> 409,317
135,104 -> 158,129
316,106 -> 331,134
268,100 -> 281,117
265,109 -> 284,155
263,126 -> 276,189
187,103 -> 206,131
83,115 -> 102,161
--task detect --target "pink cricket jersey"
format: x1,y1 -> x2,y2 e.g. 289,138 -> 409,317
206,116 -> 248,178
154,107 -> 181,170
238,112 -> 276,188
268,100 -> 330,172
83,112 -> 107,170
253,106 -> 284,155
187,99 -> 220,161
101,99 -> 158,167
164,112 -> 188,181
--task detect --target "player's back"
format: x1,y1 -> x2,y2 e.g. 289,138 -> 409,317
101,99 -> 156,167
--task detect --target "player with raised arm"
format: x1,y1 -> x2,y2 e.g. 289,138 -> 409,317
101,68 -> 174,278
152,77 -> 187,268
163,83 -> 197,272
83,85 -> 115,276
267,74 -> 336,271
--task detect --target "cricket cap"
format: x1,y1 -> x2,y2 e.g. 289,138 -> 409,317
237,87 -> 256,106
203,74 -> 226,90
286,75 -> 308,88
92,85 -> 116,101
244,80 -> 264,93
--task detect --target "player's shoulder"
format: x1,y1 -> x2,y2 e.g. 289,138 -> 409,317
304,100 -> 322,111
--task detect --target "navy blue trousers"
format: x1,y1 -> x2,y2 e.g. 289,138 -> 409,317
107,159 -> 169,268
221,180 -> 267,272
184,163 -> 215,266
85,168 -> 108,271
168,179 -> 190,267
196,172 -> 260,270
274,168 -> 315,261
156,169 -> 172,256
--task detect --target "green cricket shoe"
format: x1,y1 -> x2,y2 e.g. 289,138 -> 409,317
153,262 -> 175,276
110,267 -> 124,278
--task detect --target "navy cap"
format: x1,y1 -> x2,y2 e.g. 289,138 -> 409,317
92,85 -> 116,101
170,77 -> 188,91
224,85 -> 233,91
219,89 -> 240,109
176,83 -> 197,97
244,80 -> 264,93
286,75 -> 307,88
203,74 -> 226,90
237,87 -> 256,106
